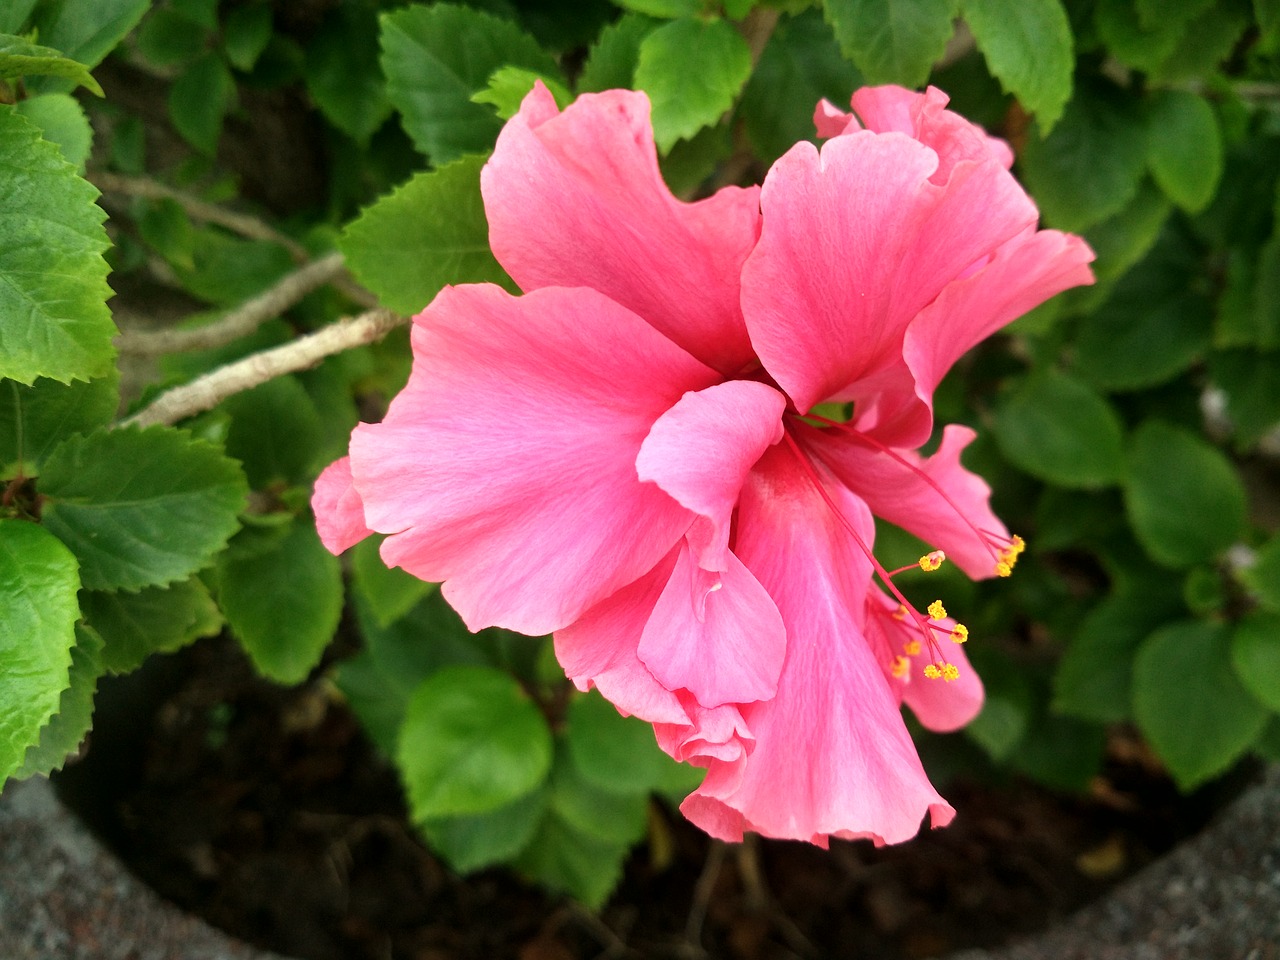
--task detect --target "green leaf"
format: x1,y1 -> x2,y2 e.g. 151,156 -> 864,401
514,808 -> 630,908
960,0 -> 1072,132
29,0 -> 150,72
171,0 -> 218,30
351,535 -> 434,629
0,519 -> 80,783
218,519 -> 343,684
1052,579 -> 1182,722
1079,180 -> 1171,286
82,577 -> 222,675
1133,620 -> 1268,789
332,651 -> 403,756
303,3 -> 390,144
39,425 -> 248,592
340,155 -> 514,316
964,654 -> 1033,760
168,52 -> 235,153
1146,0 -> 1250,83
168,232 -> 294,307
577,12 -> 654,93
1018,81 -> 1148,233
222,4 -> 273,72
471,65 -> 571,120
993,369 -> 1126,488
0,372 -> 118,477
1212,352 -> 1280,451
16,92 -> 93,169
566,690 -> 671,795
397,664 -> 554,819
824,0 -> 958,87
1124,421 -> 1246,569
1094,0 -> 1187,72
0,108 -> 114,385
1239,534 -> 1280,611
1011,712 -> 1106,791
1075,289 -> 1212,393
1231,611 -> 1280,713
136,8 -> 209,68
418,785 -> 549,871
0,1 -> 38,33
14,624 -> 103,778
1137,0 -> 1214,28
221,375 -> 324,489
380,3 -> 557,163
1145,91 -> 1223,213
613,0 -> 700,14
0,33 -> 102,94
552,745 -> 649,845
741,10 -> 862,164
634,16 -> 752,153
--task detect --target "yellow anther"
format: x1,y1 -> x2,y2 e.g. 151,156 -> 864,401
995,560 -> 1012,577
923,663 -> 942,680
904,639 -> 921,656
892,604 -> 908,621
918,550 -> 946,572
950,623 -> 969,644
941,663 -> 960,682
1010,534 -> 1025,555
890,655 -> 910,678
927,599 -> 947,620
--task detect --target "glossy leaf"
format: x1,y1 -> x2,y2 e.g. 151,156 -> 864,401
351,536 -> 435,629
221,375 -> 324,490
551,746 -> 650,845
0,519 -> 80,783
513,808 -> 630,908
0,372 -> 119,478
634,16 -> 752,153
218,519 -> 343,684
82,577 -> 222,675
16,93 -> 93,170
824,0 -> 958,87
961,0 -> 1072,131
741,10 -> 862,163
1074,291 -> 1211,393
1145,90 -> 1223,213
303,4 -> 390,143
1018,81 -> 1148,233
577,12 -> 653,93
0,33 -> 102,94
418,786 -> 549,871
566,691 -> 672,795
14,624 -> 103,779
0,108 -> 114,385
1133,620 -> 1268,789
397,665 -> 553,819
39,425 -> 248,591
340,155 -> 514,316
29,0 -> 149,72
471,66 -> 572,120
380,3 -> 557,163
993,370 -> 1126,488
1124,421 -> 1246,569
1231,611 -> 1280,713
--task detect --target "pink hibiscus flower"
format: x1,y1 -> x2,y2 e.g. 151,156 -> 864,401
314,83 -> 1095,847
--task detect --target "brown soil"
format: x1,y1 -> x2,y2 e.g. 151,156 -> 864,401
54,637 -> 1239,960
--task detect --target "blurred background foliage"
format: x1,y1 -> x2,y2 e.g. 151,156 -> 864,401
1,0 -> 1279,907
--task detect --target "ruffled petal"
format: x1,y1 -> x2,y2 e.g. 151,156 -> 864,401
813,98 -> 859,138
804,422 -> 1012,580
553,550 -> 690,726
638,539 -> 786,708
482,83 -> 762,375
655,693 -> 754,765
681,443 -> 954,845
636,380 -> 786,569
349,283 -> 719,635
848,85 -> 1015,174
741,129 -> 1037,415
312,456 -> 372,554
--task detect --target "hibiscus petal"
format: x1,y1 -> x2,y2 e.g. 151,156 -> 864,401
638,539 -> 786,708
804,422 -> 1011,580
482,83 -> 761,375
636,379 -> 786,569
554,551 -> 690,726
350,283 -> 719,635
742,129 -> 1036,415
681,443 -> 954,845
849,85 -> 1015,175
312,456 -> 372,554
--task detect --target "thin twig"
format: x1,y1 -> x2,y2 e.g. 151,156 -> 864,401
116,251 -> 351,356
91,170 -> 312,262
684,840 -> 727,950
119,308 -> 407,428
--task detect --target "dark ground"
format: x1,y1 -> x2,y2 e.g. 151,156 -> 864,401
41,636 -> 1255,960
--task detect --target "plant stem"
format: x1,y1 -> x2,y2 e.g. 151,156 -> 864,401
119,309 -> 408,428
116,252 -> 358,356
